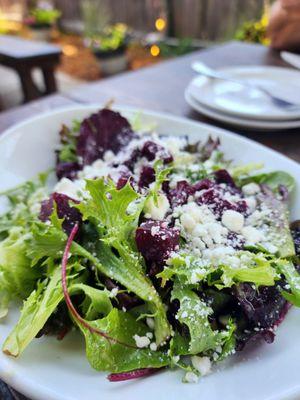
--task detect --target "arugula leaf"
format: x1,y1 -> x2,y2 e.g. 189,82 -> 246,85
78,308 -> 169,373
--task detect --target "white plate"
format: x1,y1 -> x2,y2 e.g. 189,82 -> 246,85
0,105 -> 300,400
281,52 -> 300,70
185,87 -> 300,131
189,66 -> 300,121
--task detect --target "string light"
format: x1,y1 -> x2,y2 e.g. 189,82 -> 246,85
150,44 -> 160,57
155,17 -> 166,32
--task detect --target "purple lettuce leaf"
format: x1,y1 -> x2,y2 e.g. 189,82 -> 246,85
232,282 -> 289,350
56,161 -> 81,181
77,109 -> 135,166
39,192 -> 82,235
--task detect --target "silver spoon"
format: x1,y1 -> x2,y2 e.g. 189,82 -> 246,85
192,61 -> 300,110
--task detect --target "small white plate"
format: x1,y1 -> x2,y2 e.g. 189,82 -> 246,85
0,105 -> 300,400
185,87 -> 300,131
189,66 -> 300,121
281,52 -> 300,70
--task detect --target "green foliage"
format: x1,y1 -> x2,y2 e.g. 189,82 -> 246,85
30,7 -> 61,25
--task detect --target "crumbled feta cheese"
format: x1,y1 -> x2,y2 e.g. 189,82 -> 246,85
245,196 -> 257,211
241,226 -> 264,245
242,183 -> 260,196
150,342 -> 157,351
144,193 -> 170,220
191,356 -> 212,376
180,213 -> 196,233
79,159 -> 110,179
146,332 -> 153,339
109,288 -> 118,298
263,243 -> 278,254
133,334 -> 151,348
172,355 -> 180,363
221,210 -> 244,232
146,317 -> 155,330
103,150 -> 114,162
54,177 -> 81,200
184,371 -> 199,383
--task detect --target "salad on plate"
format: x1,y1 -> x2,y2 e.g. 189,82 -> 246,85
0,108 -> 299,383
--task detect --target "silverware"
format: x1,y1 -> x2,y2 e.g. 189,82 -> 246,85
192,61 -> 300,110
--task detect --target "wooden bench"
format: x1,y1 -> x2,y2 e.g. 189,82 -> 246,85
0,35 -> 61,104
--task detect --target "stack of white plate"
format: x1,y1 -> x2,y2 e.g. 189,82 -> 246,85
185,66 -> 300,131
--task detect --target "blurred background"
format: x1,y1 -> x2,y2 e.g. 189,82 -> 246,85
0,0 -> 274,110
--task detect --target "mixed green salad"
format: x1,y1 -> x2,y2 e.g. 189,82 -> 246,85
1,108 -> 300,383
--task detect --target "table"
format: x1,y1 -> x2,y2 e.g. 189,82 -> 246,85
0,35 -> 61,104
0,41 -> 299,162
0,41 -> 299,400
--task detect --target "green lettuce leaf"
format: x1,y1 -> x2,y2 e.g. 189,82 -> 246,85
276,260 -> 300,307
240,171 -> 295,194
2,265 -> 64,356
159,251 -> 277,289
256,185 -> 295,258
2,261 -> 86,357
0,176 -> 48,235
0,227 -> 41,318
78,308 -> 170,373
75,179 -> 171,345
171,284 -> 220,355
231,162 -> 264,178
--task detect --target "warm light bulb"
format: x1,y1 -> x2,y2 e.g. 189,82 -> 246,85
150,44 -> 160,57
155,18 -> 166,32
62,45 -> 78,56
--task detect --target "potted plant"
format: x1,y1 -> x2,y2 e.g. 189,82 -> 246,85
81,0 -> 129,76
87,24 -> 129,76
25,1 -> 61,41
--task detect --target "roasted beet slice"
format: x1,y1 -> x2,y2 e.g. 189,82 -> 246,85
40,193 -> 82,235
214,169 -> 236,187
141,141 -> 173,164
168,180 -> 195,208
135,220 -> 180,264
138,165 -> 155,188
193,178 -> 214,192
56,161 -> 81,181
197,188 -> 236,218
77,109 -> 135,166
